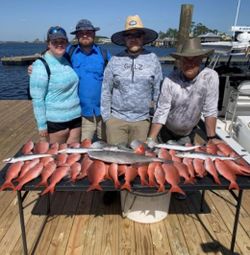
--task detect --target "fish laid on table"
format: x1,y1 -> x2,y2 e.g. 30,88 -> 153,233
3,154 -> 53,163
148,141 -> 201,151
0,161 -> 24,191
87,160 -> 106,191
175,151 -> 240,161
87,150 -> 166,165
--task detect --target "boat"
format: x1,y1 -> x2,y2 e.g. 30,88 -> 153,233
1,53 -> 40,66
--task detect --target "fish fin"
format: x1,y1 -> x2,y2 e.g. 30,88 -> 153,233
114,181 -> 121,189
141,179 -> 149,186
87,184 -> 103,192
0,182 -> 15,191
184,178 -> 196,185
148,180 -> 157,187
214,177 -> 221,185
120,183 -> 131,192
170,186 -> 185,195
229,182 -> 240,191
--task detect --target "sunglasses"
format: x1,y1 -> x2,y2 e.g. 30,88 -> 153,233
48,26 -> 67,36
51,39 -> 67,46
124,32 -> 144,39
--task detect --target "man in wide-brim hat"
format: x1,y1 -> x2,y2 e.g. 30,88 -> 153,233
148,37 -> 221,147
101,15 -> 163,204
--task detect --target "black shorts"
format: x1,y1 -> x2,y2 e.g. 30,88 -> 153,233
47,117 -> 82,134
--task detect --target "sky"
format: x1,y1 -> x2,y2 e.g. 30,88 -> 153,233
0,0 -> 249,41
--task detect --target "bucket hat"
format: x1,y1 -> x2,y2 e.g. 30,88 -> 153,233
70,19 -> 100,35
111,15 -> 158,46
171,37 -> 214,59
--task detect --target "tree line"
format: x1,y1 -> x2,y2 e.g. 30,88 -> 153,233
158,22 -> 228,39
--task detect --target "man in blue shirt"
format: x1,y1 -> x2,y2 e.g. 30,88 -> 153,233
70,19 -> 111,141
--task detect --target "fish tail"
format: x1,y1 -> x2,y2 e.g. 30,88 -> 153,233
184,177 -> 196,184
148,180 -> 157,187
0,182 -> 15,191
114,181 -> 121,189
214,176 -> 221,185
170,185 -> 185,195
41,185 -> 54,196
35,180 -> 48,188
14,183 -> 23,191
229,182 -> 240,191
157,185 -> 165,193
141,179 -> 149,186
121,182 -> 131,192
87,184 -> 103,192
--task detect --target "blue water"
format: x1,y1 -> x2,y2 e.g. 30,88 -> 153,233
0,43 -> 174,99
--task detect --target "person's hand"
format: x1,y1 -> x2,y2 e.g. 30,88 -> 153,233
27,65 -> 33,76
145,137 -> 157,148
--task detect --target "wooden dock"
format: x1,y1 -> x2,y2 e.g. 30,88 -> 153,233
0,100 -> 250,254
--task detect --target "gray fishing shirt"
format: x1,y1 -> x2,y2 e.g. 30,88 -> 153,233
101,49 -> 162,122
152,67 -> 219,136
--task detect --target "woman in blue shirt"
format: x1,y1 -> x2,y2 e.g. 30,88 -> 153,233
30,26 -> 81,144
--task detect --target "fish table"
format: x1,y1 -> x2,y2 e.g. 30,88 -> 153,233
1,161 -> 250,254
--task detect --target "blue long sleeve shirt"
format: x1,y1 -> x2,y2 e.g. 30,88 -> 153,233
30,52 -> 81,131
69,44 -> 111,117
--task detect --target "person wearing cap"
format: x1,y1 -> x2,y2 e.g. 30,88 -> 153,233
70,19 -> 111,141
101,15 -> 162,146
30,26 -> 81,143
147,37 -> 219,145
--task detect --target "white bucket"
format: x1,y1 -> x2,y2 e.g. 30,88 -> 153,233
120,190 -> 171,224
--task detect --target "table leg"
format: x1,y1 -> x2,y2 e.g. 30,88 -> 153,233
17,191 -> 28,255
200,190 -> 205,212
230,189 -> 243,253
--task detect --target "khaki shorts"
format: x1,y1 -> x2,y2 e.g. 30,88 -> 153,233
105,117 -> 150,146
81,116 -> 106,141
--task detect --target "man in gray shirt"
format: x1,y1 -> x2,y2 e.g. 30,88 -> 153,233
148,37 -> 219,144
101,15 -> 162,146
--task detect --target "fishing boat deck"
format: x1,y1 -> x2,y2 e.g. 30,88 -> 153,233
0,100 -> 250,255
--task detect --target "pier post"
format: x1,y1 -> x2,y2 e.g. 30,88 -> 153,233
176,4 -> 193,53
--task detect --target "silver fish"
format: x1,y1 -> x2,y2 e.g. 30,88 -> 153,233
58,146 -> 132,154
154,144 -> 201,151
175,151 -> 240,161
87,150 -> 166,164
3,153 -> 53,163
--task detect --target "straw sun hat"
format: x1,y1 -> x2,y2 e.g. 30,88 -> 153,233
171,37 -> 214,59
111,15 -> 158,46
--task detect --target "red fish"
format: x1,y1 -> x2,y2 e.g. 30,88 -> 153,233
117,164 -> 127,176
121,166 -> 138,192
214,159 -> 239,190
36,161 -> 57,187
66,153 -> 81,166
70,162 -> 81,182
223,160 -> 250,176
56,153 -> 68,166
22,140 -> 34,154
154,163 -> 166,192
108,163 -> 120,189
193,158 -> 206,177
69,142 -> 80,148
40,156 -> 54,167
80,138 -> 92,148
173,161 -> 195,184
147,162 -> 158,187
47,143 -> 59,154
17,158 -> 40,181
216,143 -> 233,156
162,163 -> 185,195
204,158 -> 221,185
169,149 -> 182,162
182,157 -> 195,178
77,154 -> 93,180
206,144 -> 217,154
41,165 -> 70,195
59,143 -> 68,150
0,161 -> 24,191
137,164 -> 149,186
158,148 -> 172,160
34,141 -> 49,154
87,160 -> 106,191
15,163 -> 44,191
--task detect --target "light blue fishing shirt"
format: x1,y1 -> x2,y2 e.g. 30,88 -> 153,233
30,51 -> 81,131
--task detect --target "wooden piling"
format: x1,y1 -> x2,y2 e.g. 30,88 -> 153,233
176,4 -> 193,53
